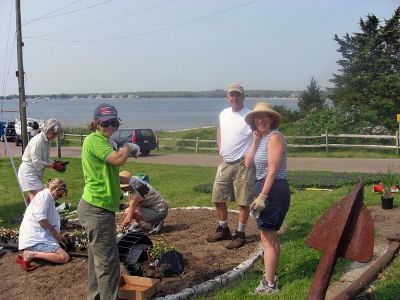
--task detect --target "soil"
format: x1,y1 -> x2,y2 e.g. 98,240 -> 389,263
0,208 -> 260,300
1,205 -> 399,300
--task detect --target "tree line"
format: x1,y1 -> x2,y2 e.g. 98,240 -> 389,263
0,90 -> 302,100
285,6 -> 400,135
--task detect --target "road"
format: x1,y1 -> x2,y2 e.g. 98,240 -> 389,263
1,141 -> 400,173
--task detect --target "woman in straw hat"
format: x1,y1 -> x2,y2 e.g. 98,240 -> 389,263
244,102 -> 290,295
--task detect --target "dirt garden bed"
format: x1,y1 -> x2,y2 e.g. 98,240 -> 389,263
1,205 -> 399,299
0,208 -> 260,299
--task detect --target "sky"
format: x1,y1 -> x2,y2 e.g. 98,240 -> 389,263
0,0 -> 399,95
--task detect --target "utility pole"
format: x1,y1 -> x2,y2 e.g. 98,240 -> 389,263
15,0 -> 28,153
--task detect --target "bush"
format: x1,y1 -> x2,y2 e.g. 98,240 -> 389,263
291,103 -> 391,136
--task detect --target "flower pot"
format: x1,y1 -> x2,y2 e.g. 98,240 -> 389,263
381,197 -> 394,210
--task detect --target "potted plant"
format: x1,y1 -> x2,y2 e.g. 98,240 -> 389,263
373,170 -> 399,209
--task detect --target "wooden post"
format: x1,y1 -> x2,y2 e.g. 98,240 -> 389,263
195,137 -> 199,153
325,130 -> 329,154
397,130 -> 399,155
156,135 -> 159,151
15,0 -> 28,153
80,133 -> 83,145
56,135 -> 61,158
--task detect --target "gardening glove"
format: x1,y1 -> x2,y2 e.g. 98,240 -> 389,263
53,160 -> 67,172
250,194 -> 267,219
124,143 -> 141,158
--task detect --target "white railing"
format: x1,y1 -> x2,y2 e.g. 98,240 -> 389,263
60,131 -> 400,155
157,131 -> 400,154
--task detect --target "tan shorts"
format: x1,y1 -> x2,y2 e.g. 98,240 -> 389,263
212,161 -> 256,206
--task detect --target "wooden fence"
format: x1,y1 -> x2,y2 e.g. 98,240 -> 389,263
61,131 -> 400,154
157,130 -> 400,154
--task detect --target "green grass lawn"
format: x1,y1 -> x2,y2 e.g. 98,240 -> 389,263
0,157 -> 398,299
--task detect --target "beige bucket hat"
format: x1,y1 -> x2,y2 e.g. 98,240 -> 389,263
245,102 -> 282,128
227,82 -> 245,94
119,170 -> 132,188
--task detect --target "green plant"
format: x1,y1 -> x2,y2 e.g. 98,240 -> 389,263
193,183 -> 213,193
375,168 -> 399,199
149,239 -> 176,261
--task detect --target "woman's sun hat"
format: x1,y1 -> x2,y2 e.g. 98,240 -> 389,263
119,170 -> 132,188
245,102 -> 282,128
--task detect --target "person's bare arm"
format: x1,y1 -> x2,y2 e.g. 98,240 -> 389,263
106,145 -> 130,166
121,193 -> 142,228
245,130 -> 262,167
217,127 -> 224,163
38,219 -> 66,243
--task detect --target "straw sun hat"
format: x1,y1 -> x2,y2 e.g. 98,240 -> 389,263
119,170 -> 132,188
245,102 -> 282,128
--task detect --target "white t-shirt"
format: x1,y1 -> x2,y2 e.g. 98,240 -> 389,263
219,107 -> 252,162
18,189 -> 60,250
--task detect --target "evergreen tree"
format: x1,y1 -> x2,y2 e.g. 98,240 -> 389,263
298,77 -> 324,114
330,7 -> 400,129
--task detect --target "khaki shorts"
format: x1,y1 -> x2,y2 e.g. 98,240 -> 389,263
212,161 -> 256,206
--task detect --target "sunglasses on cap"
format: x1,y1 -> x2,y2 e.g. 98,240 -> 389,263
100,119 -> 120,128
228,91 -> 243,97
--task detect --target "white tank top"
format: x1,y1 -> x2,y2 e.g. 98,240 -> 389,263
254,130 -> 287,180
219,107 -> 252,162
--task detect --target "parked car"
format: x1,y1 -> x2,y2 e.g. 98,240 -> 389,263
14,118 -> 44,146
0,121 -> 17,142
111,128 -> 157,156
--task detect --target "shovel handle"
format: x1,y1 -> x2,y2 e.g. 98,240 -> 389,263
307,250 -> 338,300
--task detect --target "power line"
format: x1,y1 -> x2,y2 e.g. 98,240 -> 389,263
2,0 -> 15,103
25,0 -> 262,43
37,0 -> 118,20
30,0 -> 175,38
23,0 -> 84,26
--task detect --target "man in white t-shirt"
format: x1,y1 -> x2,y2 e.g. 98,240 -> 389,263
206,83 -> 255,249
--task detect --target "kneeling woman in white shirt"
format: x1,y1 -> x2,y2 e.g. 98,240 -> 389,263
17,178 -> 70,270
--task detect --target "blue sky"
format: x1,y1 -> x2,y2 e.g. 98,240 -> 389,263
0,0 -> 399,94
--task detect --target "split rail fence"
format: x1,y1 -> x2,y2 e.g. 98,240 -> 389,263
61,131 -> 400,155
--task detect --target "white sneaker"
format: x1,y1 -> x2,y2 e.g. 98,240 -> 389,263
148,220 -> 164,235
128,221 -> 142,232
252,277 -> 279,295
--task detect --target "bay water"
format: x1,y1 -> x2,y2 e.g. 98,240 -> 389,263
1,97 -> 298,131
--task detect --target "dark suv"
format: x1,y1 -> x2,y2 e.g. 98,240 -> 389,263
111,128 -> 157,156
0,121 -> 16,142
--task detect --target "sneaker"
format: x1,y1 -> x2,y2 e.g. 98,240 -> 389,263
149,220 -> 164,235
206,226 -> 232,242
225,230 -> 246,249
262,271 -> 279,285
252,276 -> 279,295
128,221 -> 142,233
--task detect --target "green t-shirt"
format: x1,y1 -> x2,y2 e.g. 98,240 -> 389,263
81,130 -> 120,212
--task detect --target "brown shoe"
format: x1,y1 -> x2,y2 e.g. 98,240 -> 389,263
225,231 -> 246,249
206,226 -> 232,242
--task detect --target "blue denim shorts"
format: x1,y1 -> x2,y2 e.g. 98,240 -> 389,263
27,243 -> 59,253
254,178 -> 290,231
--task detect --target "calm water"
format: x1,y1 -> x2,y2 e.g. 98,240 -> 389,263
0,97 -> 298,130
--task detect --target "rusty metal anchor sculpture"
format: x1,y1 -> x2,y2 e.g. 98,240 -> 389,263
306,182 -> 374,300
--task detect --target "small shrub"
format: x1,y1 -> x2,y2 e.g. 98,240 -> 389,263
149,239 -> 176,261
193,183 -> 213,193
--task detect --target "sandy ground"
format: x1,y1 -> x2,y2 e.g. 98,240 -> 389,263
0,208 -> 260,299
1,206 -> 399,299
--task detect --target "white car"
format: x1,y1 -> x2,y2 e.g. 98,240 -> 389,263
14,118 -> 45,146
